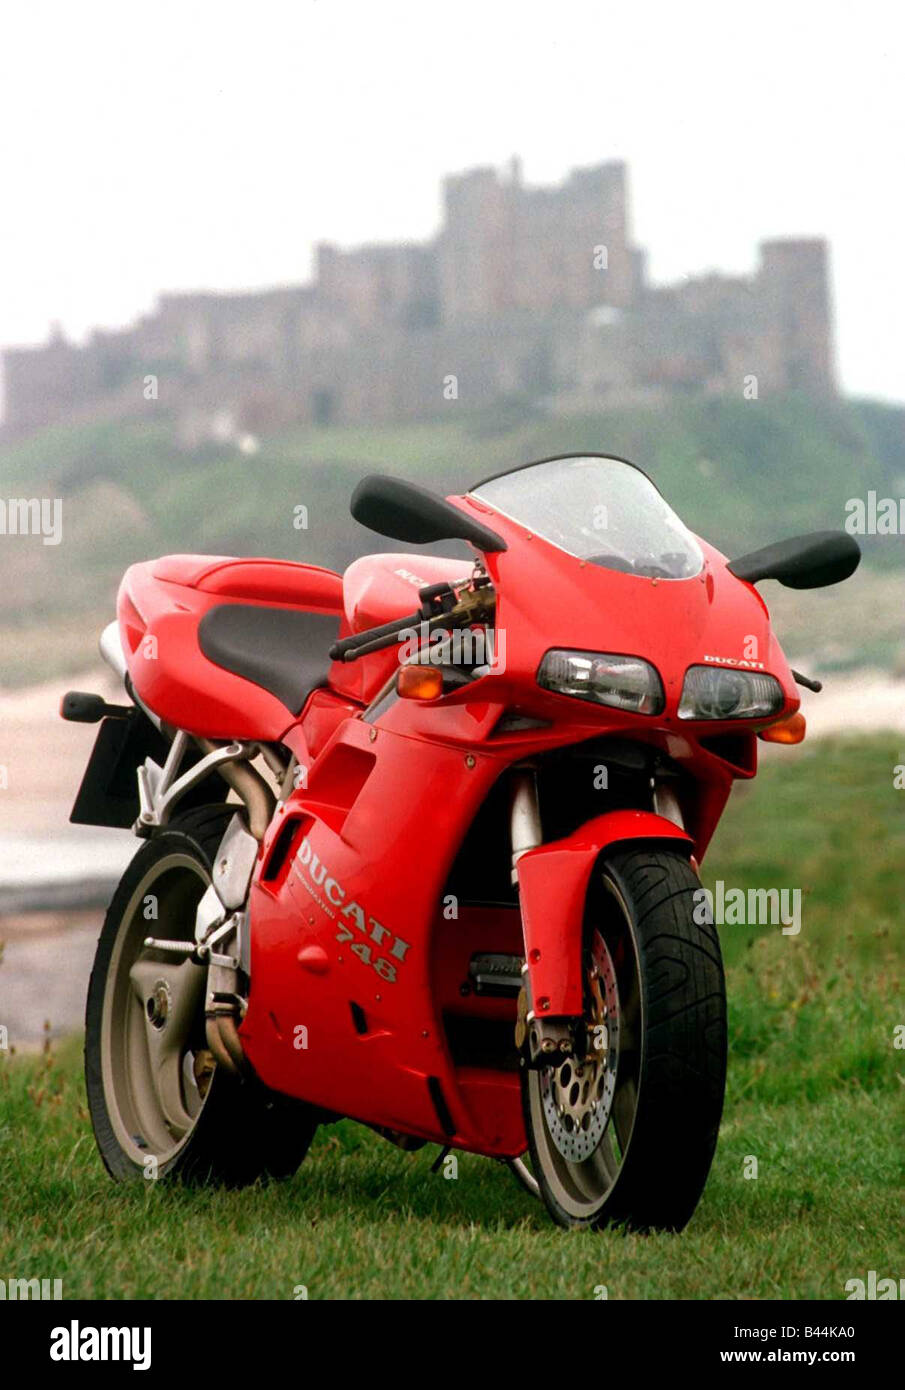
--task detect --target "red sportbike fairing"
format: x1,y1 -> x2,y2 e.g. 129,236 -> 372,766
69,453 -> 860,1230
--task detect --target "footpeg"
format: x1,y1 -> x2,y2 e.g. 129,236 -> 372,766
468,952 -> 523,997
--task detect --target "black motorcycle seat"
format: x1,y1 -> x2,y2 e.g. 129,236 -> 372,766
198,603 -> 340,715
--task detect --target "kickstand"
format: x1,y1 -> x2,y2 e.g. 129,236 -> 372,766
504,1155 -> 541,1198
430,1145 -> 451,1174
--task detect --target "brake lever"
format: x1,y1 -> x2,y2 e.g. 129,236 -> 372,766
791,668 -> 823,693
329,608 -> 422,662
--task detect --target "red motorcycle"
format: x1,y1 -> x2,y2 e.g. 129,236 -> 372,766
65,453 -> 859,1230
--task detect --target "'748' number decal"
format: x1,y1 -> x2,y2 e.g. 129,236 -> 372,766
336,923 -> 398,982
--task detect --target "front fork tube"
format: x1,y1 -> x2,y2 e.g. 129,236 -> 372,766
509,766 -> 562,1063
509,765 -> 543,884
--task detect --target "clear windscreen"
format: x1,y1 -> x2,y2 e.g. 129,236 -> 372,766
471,455 -> 704,580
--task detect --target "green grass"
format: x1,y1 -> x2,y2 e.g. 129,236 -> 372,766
1,736 -> 902,1298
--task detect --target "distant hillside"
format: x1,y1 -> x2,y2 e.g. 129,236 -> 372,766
0,395 -> 902,686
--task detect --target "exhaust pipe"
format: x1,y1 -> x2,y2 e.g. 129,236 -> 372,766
99,620 -> 127,681
196,737 -> 275,841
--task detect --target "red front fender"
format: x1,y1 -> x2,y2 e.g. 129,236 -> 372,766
517,811 -> 694,1017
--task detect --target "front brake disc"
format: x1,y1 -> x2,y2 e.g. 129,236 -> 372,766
539,930 -> 620,1163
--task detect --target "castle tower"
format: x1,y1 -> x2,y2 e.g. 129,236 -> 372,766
436,166 -> 516,321
757,238 -> 835,394
435,160 -> 641,325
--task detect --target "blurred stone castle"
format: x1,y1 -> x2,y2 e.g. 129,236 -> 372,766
1,158 -> 835,441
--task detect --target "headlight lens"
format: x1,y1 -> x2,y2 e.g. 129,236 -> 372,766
678,665 -> 784,720
537,650 -> 665,714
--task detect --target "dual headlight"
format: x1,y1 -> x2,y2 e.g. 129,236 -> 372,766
677,664 -> 783,721
537,651 -> 784,721
537,650 -> 665,714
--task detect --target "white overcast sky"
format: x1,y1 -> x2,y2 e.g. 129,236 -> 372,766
1,0 -> 902,401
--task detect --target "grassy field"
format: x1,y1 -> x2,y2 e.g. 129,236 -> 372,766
1,736 -> 903,1299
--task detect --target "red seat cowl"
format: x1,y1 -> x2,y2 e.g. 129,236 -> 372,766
152,554 -> 233,586
150,555 -> 344,612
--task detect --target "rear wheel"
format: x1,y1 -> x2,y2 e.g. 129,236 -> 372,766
85,806 -> 318,1185
522,847 -> 726,1231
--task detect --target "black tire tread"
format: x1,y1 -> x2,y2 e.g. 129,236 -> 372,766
529,845 -> 727,1232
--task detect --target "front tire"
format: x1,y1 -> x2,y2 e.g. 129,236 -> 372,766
522,847 -> 727,1231
85,806 -> 318,1185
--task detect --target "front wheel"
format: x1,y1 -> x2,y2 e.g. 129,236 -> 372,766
522,847 -> 727,1232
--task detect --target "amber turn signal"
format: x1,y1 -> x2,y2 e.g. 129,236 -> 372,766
759,711 -> 806,744
397,665 -> 444,701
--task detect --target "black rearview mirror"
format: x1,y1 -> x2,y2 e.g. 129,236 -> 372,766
728,530 -> 861,589
351,474 -> 507,552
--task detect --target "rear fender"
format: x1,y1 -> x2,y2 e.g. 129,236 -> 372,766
516,810 -> 694,1017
